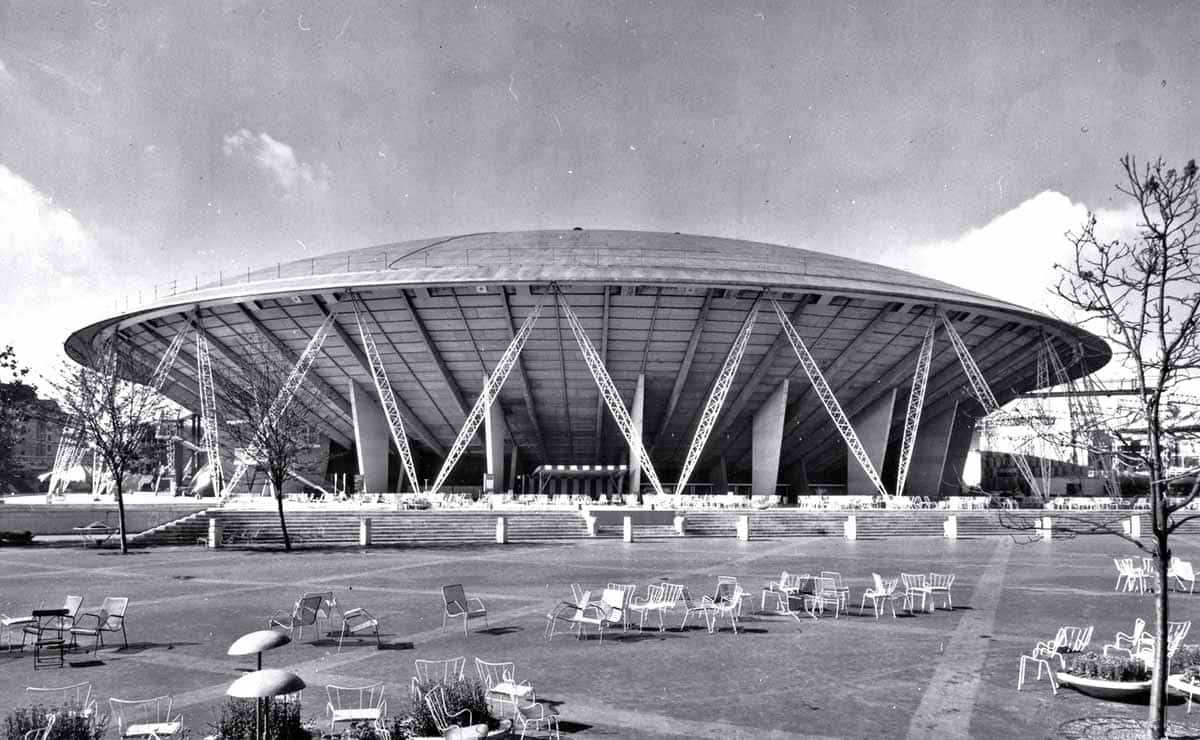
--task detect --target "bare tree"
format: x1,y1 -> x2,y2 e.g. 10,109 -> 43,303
0,345 -> 37,491
220,344 -> 326,552
1047,155 -> 1200,738
52,340 -> 165,554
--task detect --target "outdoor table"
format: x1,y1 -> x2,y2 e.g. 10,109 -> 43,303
74,522 -> 116,548
31,608 -> 68,670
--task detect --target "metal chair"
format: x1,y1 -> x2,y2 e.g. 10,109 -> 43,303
441,584 -> 489,636
475,658 -> 535,717
326,683 -> 387,735
26,682 -> 97,721
860,573 -> 899,618
108,696 -> 182,740
268,593 -> 324,645
337,606 -> 380,652
68,597 -> 128,654
412,656 -> 466,700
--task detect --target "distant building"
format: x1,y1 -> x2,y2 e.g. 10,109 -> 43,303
7,395 -> 66,488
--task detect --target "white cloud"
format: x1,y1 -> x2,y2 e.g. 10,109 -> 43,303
885,190 -> 1140,317
222,128 -> 329,194
0,164 -> 110,378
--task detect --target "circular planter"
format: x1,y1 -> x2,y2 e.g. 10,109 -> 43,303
1056,672 -> 1152,700
1167,673 -> 1200,701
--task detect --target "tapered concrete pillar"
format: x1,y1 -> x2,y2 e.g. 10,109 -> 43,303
940,404 -> 978,496
848,388 -> 897,495
483,377 -> 504,493
752,379 -> 789,496
349,380 -> 390,493
709,456 -> 728,494
507,446 -> 519,493
906,401 -> 958,497
629,373 -> 646,497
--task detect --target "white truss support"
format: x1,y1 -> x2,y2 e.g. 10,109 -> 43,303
149,326 -> 190,394
770,299 -> 889,499
1035,344 -> 1051,496
222,307 -> 341,496
427,295 -> 546,496
352,296 -> 420,492
895,322 -> 936,497
938,309 -> 1042,498
195,330 -> 224,497
674,303 -> 759,495
557,290 -> 667,499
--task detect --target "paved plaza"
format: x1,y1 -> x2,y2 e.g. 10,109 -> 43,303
2,533 -> 1200,738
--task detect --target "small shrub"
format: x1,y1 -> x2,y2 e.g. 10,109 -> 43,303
1170,644 -> 1200,674
4,704 -> 106,740
1065,651 -> 1151,682
209,698 -> 310,740
0,531 -> 34,546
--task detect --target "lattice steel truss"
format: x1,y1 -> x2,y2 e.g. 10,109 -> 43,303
1035,342 -> 1052,495
557,288 -> 666,498
1046,338 -> 1121,496
222,306 -> 340,495
352,294 -> 420,492
195,328 -> 224,497
770,299 -> 889,499
674,303 -> 759,495
895,322 -> 937,497
427,294 -> 546,496
938,309 -> 1042,497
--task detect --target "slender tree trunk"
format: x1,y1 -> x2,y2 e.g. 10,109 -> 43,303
114,466 -> 128,554
1148,470 -> 1169,738
274,474 -> 291,551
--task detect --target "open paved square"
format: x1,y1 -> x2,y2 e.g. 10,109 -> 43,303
3,533 -> 1200,738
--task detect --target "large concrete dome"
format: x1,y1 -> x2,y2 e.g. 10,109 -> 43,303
64,230 -> 1110,496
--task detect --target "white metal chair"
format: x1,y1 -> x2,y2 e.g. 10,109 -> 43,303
441,584 -> 489,636
605,583 -> 637,629
819,571 -> 850,611
703,585 -> 746,633
900,573 -> 934,613
475,658 -> 535,717
860,573 -> 899,618
336,606 -> 380,652
514,698 -> 560,740
545,589 -> 590,641
1017,645 -> 1061,694
22,714 -> 55,740
927,573 -> 955,610
761,572 -> 803,611
1114,557 -> 1147,593
425,684 -> 484,738
108,696 -> 182,740
68,596 -> 128,653
629,583 -> 684,632
1110,618 -> 1147,653
574,588 -> 626,643
26,681 -> 97,721
679,588 -> 711,631
1170,558 -> 1196,593
326,683 -> 387,734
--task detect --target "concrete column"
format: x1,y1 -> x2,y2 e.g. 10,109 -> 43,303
708,456 -> 729,495
483,377 -> 504,494
359,517 -> 372,547
585,514 -> 598,536
1038,516 -> 1054,540
629,374 -> 646,497
207,518 -> 222,549
906,401 -> 959,497
495,516 -> 507,544
1129,515 -> 1142,539
943,515 -> 958,540
623,516 -> 634,542
848,388 -> 897,495
752,380 -> 789,496
349,380 -> 390,493
736,514 -> 750,541
674,515 -> 687,536
172,440 -> 186,494
843,515 -> 857,540
507,446 -> 519,493
939,405 -> 978,496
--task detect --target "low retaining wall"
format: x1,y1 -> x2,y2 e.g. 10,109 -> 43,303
0,503 -> 207,535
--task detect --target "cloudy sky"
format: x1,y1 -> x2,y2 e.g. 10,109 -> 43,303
0,1 -> 1197,381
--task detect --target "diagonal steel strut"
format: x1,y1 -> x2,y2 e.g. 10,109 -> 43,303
195,326 -> 224,497
770,299 -> 889,499
427,294 -> 546,496
556,288 -> 666,498
222,305 -> 341,495
351,294 -> 420,492
938,308 -> 1042,498
674,301 -> 759,495
895,321 -> 937,497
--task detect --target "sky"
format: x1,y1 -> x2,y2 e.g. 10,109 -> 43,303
1,0 -> 1198,386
